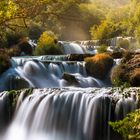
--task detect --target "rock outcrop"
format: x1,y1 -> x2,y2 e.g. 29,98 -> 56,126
111,52 -> 140,86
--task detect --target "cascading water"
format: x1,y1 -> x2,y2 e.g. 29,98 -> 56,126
0,40 -> 139,140
59,41 -> 97,54
0,56 -> 105,91
0,92 -> 13,133
1,88 -> 139,140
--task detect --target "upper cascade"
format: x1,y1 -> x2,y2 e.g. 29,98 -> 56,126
0,55 -> 107,91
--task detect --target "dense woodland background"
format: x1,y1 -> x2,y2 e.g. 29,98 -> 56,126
1,0 -> 139,44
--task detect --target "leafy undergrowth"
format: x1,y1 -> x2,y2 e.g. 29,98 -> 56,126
110,109 -> 140,140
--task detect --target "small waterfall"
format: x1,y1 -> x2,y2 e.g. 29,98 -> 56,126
59,41 -> 97,54
1,88 -> 139,140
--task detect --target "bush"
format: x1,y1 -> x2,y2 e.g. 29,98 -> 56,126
34,31 -> 63,55
96,44 -> 108,53
117,38 -> 130,49
85,53 -> 114,79
110,109 -> 140,140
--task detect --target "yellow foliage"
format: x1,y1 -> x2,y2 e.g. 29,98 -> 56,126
37,31 -> 56,48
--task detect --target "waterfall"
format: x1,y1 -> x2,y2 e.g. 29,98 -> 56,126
0,92 -> 13,133
1,88 -> 139,140
59,41 -> 97,54
0,56 -> 105,91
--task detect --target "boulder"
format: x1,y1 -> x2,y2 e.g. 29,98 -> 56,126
85,53 -> 114,80
62,73 -> 79,86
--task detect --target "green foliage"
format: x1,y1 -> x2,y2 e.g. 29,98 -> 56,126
35,31 -> 63,55
96,44 -> 108,53
109,109 -> 140,140
117,38 -> 130,49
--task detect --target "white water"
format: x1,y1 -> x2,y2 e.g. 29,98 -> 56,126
15,60 -> 103,88
0,56 -> 105,91
59,41 -> 97,54
1,88 -> 138,140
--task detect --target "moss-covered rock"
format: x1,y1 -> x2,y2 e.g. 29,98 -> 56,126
111,52 -> 140,87
85,53 -> 114,80
6,75 -> 29,90
68,54 -> 94,61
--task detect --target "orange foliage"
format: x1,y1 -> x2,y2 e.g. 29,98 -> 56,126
85,53 -> 114,79
85,53 -> 112,62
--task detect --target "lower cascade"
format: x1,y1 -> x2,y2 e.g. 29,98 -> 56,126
0,88 -> 139,140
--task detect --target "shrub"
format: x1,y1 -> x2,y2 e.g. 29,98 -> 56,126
110,109 -> 140,140
96,44 -> 108,53
85,53 -> 114,79
34,31 -> 63,55
117,38 -> 130,49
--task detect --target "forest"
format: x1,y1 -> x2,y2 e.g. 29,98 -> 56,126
0,0 -> 137,42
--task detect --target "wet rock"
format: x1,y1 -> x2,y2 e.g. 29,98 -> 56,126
6,75 -> 29,90
62,72 -> 79,86
68,54 -> 94,61
19,41 -> 33,55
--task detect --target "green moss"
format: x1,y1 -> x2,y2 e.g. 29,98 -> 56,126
96,44 -> 108,53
